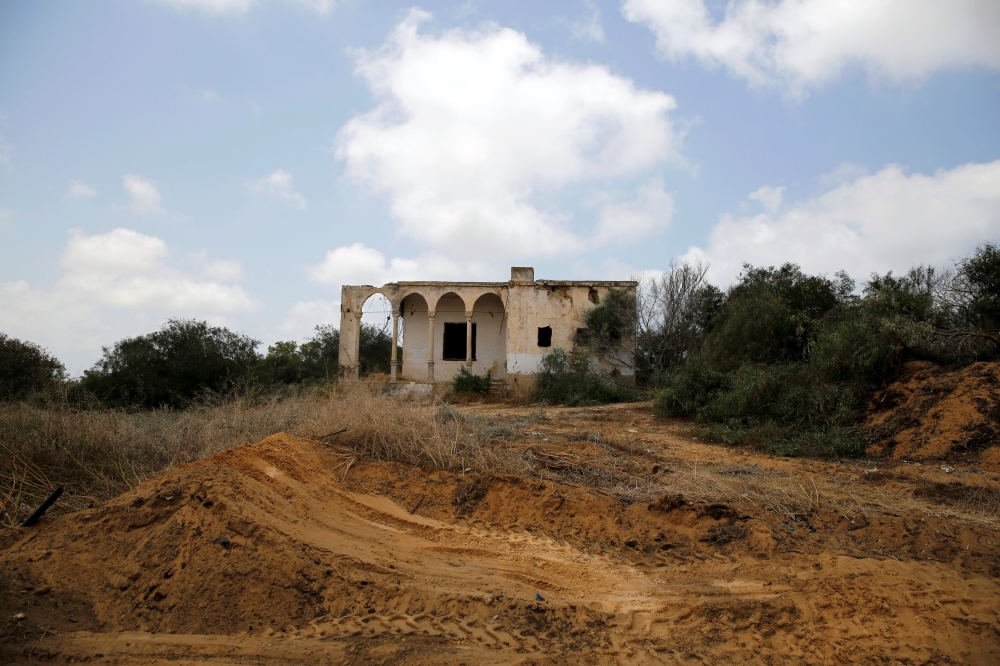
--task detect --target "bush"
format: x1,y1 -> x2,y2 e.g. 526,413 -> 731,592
534,348 -> 636,406
452,366 -> 493,394
943,241 -> 1000,348
0,334 -> 66,401
357,322 -> 402,376
80,319 -> 261,408
704,263 -> 852,370
299,324 -> 340,379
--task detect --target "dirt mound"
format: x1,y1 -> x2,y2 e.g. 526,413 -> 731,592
3,426 -> 1000,664
863,361 -> 1000,465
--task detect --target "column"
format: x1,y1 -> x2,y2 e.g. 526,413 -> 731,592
426,310 -> 436,383
465,311 -> 474,366
353,312 -> 362,379
390,310 -> 399,384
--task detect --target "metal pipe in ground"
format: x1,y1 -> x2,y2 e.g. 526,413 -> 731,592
21,487 -> 64,527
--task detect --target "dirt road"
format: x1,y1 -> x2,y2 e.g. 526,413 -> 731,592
2,402 -> 998,664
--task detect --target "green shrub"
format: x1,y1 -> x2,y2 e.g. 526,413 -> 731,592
0,334 -> 66,401
534,348 -> 636,406
299,324 -> 341,379
704,263 -> 851,370
80,319 -> 261,408
452,366 -> 493,394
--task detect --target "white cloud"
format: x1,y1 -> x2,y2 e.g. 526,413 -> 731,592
819,162 -> 870,187
68,180 -> 98,198
251,169 -> 307,209
336,10 -> 681,258
275,299 -> 341,341
684,160 -> 1000,285
593,178 -> 674,245
0,228 -> 260,371
201,88 -> 221,102
200,257 -> 244,282
572,0 -> 606,43
58,228 -> 260,312
307,242 -> 473,288
0,207 -> 13,226
622,0 -> 1000,95
746,185 -> 784,214
123,174 -> 164,214
155,0 -> 334,14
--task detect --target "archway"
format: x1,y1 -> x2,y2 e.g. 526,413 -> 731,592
355,293 -> 398,378
471,292 -> 506,379
431,292 -> 470,382
399,293 -> 429,381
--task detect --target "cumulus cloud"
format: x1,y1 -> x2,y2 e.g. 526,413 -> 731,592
68,180 -> 97,198
308,242 -> 469,288
746,185 -> 784,214
683,160 -> 1000,285
0,228 -> 260,370
336,10 -> 681,258
622,0 -> 1000,95
251,169 -> 307,209
275,299 -> 342,341
155,0 -> 334,14
593,178 -> 674,245
58,228 -> 259,312
571,0 -> 606,43
123,174 -> 163,214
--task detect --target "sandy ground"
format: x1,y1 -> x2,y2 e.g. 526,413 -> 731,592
2,402 -> 999,665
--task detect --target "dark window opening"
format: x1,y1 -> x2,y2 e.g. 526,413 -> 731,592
575,327 -> 591,345
588,288 -> 599,304
443,322 -> 476,360
537,326 -> 552,347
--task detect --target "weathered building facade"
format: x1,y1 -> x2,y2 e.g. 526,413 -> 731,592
338,267 -> 636,385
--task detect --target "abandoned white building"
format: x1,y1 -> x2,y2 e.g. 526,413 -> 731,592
338,267 -> 637,386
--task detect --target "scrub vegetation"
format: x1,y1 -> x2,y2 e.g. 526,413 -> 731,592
650,242 -> 1000,456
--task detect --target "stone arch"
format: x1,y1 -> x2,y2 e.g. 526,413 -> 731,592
432,291 -> 467,314
471,292 -> 507,379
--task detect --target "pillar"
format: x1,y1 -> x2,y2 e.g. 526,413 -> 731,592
465,311 -> 474,366
353,311 -> 362,379
427,310 -> 436,383
390,310 -> 399,384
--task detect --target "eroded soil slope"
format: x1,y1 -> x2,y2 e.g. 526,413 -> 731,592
863,360 -> 1000,466
2,403 -> 1000,665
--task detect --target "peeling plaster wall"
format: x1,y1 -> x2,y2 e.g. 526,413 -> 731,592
505,283 -> 634,383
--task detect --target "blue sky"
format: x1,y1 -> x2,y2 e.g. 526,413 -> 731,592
1,0 -> 998,373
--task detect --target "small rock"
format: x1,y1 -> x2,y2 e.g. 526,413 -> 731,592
34,585 -> 51,596
535,592 -> 545,602
214,535 -> 231,549
12,612 -> 25,621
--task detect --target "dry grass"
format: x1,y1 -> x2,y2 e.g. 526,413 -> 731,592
3,383 -> 998,530
0,383 -> 532,526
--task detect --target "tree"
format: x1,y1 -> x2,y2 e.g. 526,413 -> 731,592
0,333 -> 66,401
259,340 -> 304,385
80,319 -> 260,408
299,324 -> 340,379
705,263 -> 852,370
944,241 -> 1000,332
633,261 -> 722,385
357,322 -> 401,376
